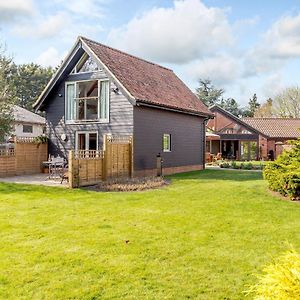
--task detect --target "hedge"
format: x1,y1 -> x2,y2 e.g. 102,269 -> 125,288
263,139 -> 300,200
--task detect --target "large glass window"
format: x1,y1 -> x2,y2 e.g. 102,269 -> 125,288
65,80 -> 109,122
240,141 -> 257,160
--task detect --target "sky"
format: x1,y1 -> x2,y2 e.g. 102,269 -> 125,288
1,0 -> 300,107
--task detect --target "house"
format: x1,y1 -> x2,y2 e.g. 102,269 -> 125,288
207,105 -> 300,160
33,36 -> 213,176
10,105 -> 45,139
207,105 -> 260,160
242,117 -> 300,160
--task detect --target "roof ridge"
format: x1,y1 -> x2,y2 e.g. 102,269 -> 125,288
243,117 -> 300,120
80,36 -> 173,72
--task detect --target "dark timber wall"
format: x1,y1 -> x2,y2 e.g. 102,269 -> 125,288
45,70 -> 133,158
133,106 -> 206,172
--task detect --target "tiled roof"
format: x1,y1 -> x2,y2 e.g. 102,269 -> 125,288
242,117 -> 300,138
13,105 -> 45,124
82,37 -> 212,116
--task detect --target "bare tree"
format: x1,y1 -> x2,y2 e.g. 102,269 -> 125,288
273,87 -> 300,118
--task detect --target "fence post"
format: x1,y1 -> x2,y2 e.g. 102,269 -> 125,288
129,136 -> 134,178
102,135 -> 107,181
68,150 -> 76,188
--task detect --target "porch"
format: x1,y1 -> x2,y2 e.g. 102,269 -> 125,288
206,133 -> 259,161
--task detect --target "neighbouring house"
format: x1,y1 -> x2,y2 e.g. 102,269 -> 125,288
207,105 -> 300,160
242,117 -> 300,160
10,105 -> 45,139
33,36 -> 213,176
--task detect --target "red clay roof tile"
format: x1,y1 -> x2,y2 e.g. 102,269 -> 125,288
242,118 -> 300,138
82,37 -> 212,116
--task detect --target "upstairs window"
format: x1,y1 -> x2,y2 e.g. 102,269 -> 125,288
23,124 -> 33,133
65,79 -> 109,122
71,53 -> 99,74
163,134 -> 171,152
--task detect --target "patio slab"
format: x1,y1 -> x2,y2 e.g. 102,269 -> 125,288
0,173 -> 68,187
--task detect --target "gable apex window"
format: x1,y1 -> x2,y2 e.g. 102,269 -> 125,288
65,79 -> 109,123
163,134 -> 171,152
71,53 -> 99,74
23,124 -> 33,133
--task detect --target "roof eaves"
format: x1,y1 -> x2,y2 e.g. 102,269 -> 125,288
33,37 -> 83,111
210,105 -> 264,136
137,99 -> 214,118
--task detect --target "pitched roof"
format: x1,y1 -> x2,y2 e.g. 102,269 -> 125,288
242,117 -> 300,138
13,105 -> 45,125
209,105 -> 259,134
34,36 -> 212,117
82,37 -> 212,116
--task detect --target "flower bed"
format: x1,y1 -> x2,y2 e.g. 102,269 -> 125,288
87,176 -> 168,192
219,161 -> 265,170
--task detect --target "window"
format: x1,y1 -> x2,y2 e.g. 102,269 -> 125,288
65,79 -> 109,122
163,134 -> 171,152
76,131 -> 98,151
23,125 -> 33,133
71,53 -> 99,74
223,128 -> 233,134
241,129 -> 251,134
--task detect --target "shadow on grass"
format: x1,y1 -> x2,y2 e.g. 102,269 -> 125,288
0,182 -> 72,195
168,169 -> 263,182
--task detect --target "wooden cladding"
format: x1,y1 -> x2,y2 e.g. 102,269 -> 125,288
69,135 -> 133,188
0,142 -> 48,177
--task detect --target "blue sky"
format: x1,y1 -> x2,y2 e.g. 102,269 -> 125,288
1,0 -> 300,106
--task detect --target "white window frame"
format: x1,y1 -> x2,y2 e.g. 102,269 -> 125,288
163,133 -> 171,152
65,78 -> 110,125
23,124 -> 33,133
71,53 -> 99,74
75,131 -> 99,151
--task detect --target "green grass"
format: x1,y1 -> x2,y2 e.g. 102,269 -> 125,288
1,170 -> 300,299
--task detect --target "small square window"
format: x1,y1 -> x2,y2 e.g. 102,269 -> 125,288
23,125 -> 33,133
163,134 -> 171,152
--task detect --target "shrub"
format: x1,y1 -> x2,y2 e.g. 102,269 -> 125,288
263,139 -> 300,200
246,248 -> 300,299
231,161 -> 240,169
219,162 -> 230,168
241,162 -> 253,170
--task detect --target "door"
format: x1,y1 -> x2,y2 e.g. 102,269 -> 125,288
76,131 -> 98,151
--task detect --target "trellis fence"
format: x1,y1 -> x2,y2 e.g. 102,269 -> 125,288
68,135 -> 133,188
0,137 -> 48,177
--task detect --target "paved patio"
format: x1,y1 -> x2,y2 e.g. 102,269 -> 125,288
0,173 -> 68,187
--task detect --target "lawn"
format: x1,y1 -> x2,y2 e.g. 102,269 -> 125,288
1,170 -> 300,299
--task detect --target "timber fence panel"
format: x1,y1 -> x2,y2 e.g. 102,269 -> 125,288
68,135 -> 133,188
0,139 -> 48,177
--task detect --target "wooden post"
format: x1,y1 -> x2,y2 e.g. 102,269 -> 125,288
129,136 -> 134,178
68,150 -> 75,188
102,135 -> 107,181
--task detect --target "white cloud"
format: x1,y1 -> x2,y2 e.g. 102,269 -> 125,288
52,0 -> 107,18
186,54 -> 240,85
261,73 -> 284,99
0,0 -> 34,22
244,13 -> 300,77
36,47 -> 65,67
108,0 -> 233,64
12,12 -> 68,39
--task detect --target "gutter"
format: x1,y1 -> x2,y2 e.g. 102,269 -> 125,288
136,100 -> 214,119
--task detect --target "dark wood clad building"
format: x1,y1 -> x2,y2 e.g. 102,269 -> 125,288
33,36 -> 213,176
